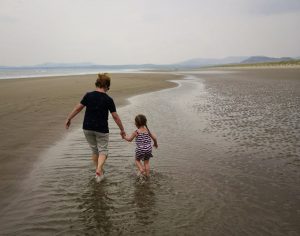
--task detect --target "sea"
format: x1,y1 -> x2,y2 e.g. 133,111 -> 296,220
0,67 -> 136,80
0,70 -> 299,235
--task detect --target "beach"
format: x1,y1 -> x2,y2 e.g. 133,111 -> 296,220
0,68 -> 299,235
0,73 -> 183,209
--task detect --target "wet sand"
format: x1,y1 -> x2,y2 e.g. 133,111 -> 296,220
0,68 -> 299,235
0,73 -> 183,208
1,68 -> 299,235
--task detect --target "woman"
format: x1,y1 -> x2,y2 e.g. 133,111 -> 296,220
65,73 -> 126,182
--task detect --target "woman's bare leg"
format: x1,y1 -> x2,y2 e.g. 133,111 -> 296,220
96,154 -> 107,175
92,153 -> 98,167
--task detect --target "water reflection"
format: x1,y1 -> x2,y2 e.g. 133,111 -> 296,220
78,179 -> 114,235
133,177 -> 157,226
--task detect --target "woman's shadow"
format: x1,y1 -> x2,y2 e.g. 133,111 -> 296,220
76,174 -> 159,233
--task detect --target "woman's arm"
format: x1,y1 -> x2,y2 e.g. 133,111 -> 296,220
65,103 -> 85,129
124,131 -> 137,142
111,112 -> 126,137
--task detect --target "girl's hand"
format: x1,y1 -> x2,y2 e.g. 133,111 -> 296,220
153,142 -> 158,148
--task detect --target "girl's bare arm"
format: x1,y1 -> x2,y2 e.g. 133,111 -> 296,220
150,133 -> 158,148
124,131 -> 137,142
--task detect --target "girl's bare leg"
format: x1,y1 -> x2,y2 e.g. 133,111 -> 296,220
144,160 -> 150,177
135,160 -> 145,175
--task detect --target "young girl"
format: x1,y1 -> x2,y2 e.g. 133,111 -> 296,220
123,114 -> 158,177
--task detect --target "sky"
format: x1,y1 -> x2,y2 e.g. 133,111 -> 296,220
0,0 -> 300,66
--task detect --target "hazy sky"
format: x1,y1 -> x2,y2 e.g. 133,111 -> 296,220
1,0 -> 300,66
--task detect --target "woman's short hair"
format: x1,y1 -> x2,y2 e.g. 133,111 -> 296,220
95,73 -> 111,89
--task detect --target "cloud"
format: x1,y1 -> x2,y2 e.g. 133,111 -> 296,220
0,0 -> 299,66
0,15 -> 18,24
246,0 -> 300,15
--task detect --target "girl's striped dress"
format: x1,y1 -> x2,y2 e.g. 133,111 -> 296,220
135,130 -> 153,160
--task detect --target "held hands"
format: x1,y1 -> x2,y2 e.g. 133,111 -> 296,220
120,130 -> 126,139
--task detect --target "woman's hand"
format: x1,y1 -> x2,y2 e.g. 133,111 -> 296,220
120,130 -> 126,138
65,119 -> 71,129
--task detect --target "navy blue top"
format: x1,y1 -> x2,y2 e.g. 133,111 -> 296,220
80,91 -> 116,133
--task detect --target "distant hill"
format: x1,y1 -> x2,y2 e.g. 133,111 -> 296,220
36,62 -> 97,68
216,59 -> 300,68
177,56 -> 248,67
1,56 -> 299,70
0,63 -> 173,70
241,56 -> 293,64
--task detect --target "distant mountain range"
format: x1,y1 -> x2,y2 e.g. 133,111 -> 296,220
177,56 -> 299,67
36,62 -> 97,68
1,56 -> 299,70
0,63 -> 169,70
240,56 -> 294,64
176,56 -> 249,67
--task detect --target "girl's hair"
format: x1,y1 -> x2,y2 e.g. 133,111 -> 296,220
95,73 -> 111,89
135,114 -> 151,134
